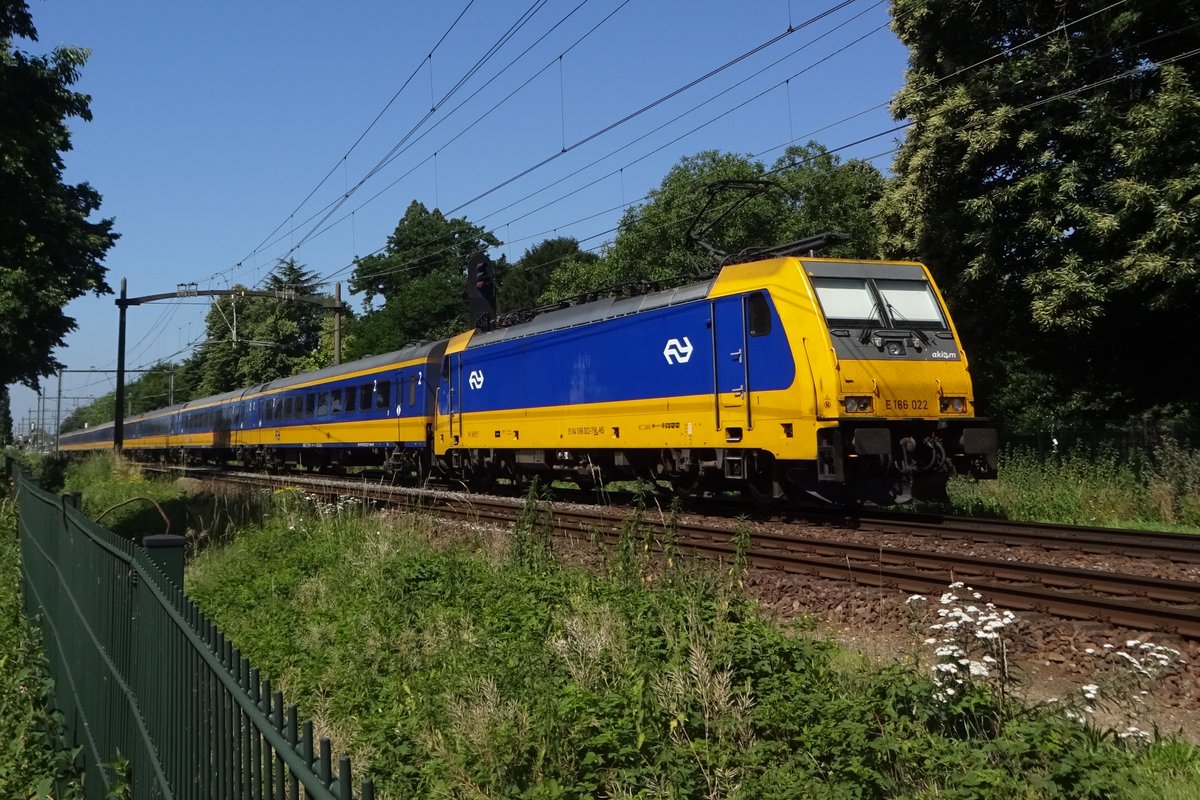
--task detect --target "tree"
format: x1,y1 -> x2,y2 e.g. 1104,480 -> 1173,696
0,0 -> 118,388
772,142 -> 885,256
348,201 -> 501,358
0,385 -> 12,445
878,0 -> 1200,427
190,260 -> 335,395
544,146 -> 885,301
498,237 -> 599,312
235,260 -> 327,383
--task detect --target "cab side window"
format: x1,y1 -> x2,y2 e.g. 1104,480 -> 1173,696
748,292 -> 771,337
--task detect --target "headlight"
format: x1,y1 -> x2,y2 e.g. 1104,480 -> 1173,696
939,396 -> 967,413
843,396 -> 874,413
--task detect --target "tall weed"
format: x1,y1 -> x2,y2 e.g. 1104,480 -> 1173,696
948,439 -> 1200,530
0,486 -> 82,798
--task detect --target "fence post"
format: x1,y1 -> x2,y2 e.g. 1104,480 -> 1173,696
143,534 -> 187,588
62,492 -> 82,510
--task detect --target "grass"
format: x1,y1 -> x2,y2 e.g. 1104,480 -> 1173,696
0,463 -> 82,799
183,481 -> 1200,799
947,438 -> 1200,532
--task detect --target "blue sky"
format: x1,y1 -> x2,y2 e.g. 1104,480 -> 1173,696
9,0 -> 910,430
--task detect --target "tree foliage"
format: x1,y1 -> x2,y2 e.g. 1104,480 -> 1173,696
0,385 -> 11,444
879,0 -> 1200,427
0,0 -> 118,388
191,260 -> 337,396
348,201 -> 502,358
498,236 -> 598,312
543,145 -> 884,301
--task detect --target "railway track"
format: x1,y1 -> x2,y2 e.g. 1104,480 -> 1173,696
153,466 -> 1200,638
789,507 -> 1200,564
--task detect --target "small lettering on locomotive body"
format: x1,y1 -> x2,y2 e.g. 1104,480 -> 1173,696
884,399 -> 930,411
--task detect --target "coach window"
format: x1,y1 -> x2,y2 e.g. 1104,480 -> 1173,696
266,401 -> 273,422
345,385 -> 357,413
748,292 -> 771,337
306,393 -> 316,418
317,391 -> 329,417
331,388 -> 342,415
360,383 -> 372,410
281,397 -> 290,419
409,375 -> 418,407
375,380 -> 391,410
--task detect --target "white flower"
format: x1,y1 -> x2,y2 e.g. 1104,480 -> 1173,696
1118,726 -> 1151,742
1081,684 -> 1099,700
906,594 -> 926,604
968,662 -> 990,678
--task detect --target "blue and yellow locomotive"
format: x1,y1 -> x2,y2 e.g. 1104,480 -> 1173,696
435,253 -> 995,502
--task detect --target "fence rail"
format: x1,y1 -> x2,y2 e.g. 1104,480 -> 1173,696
6,456 -> 374,799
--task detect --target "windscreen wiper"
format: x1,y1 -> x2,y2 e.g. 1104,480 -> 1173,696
884,301 -> 931,347
857,299 -> 883,344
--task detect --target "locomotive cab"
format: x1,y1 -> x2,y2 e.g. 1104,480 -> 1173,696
795,259 -> 996,502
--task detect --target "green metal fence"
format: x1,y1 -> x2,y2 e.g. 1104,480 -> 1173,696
6,457 -> 375,799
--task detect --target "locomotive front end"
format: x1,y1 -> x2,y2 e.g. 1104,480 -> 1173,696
800,259 -> 996,503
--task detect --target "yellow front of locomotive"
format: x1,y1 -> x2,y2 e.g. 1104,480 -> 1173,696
796,257 -> 997,502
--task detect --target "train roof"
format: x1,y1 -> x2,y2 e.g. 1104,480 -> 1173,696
469,278 -> 715,348
65,339 -> 447,431
209,338 -> 446,402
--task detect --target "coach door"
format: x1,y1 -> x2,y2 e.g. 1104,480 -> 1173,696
711,295 -> 752,440
436,353 -> 463,446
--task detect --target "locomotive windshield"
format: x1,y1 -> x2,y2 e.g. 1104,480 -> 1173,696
811,276 -> 947,331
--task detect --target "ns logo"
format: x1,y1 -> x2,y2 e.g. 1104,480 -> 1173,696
468,369 -> 485,390
663,337 -> 694,365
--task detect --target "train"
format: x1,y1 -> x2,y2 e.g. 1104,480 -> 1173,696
59,250 -> 997,504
